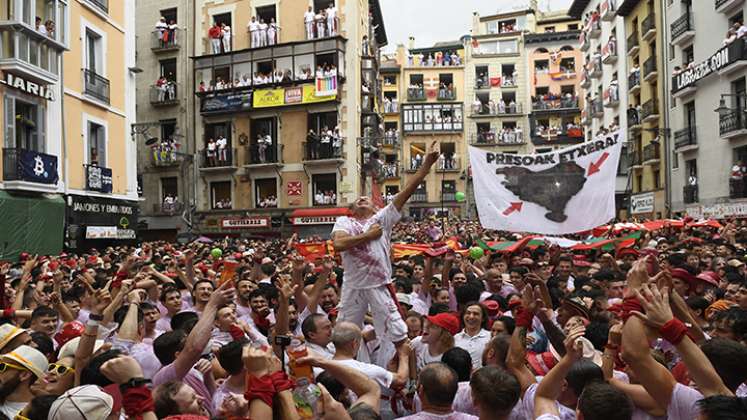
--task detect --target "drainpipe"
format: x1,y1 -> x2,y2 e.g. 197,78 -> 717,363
660,2 -> 672,217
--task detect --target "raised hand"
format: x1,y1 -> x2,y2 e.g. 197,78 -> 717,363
366,223 -> 382,240
563,325 -> 586,360
209,277 -> 236,307
631,284 -> 674,330
100,355 -> 144,384
423,140 -> 440,167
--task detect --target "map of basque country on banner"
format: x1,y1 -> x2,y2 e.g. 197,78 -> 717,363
469,130 -> 623,235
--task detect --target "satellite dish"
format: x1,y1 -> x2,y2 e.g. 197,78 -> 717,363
145,137 -> 159,146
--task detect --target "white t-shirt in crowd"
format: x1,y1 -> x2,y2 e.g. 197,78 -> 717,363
332,203 -> 401,289
335,359 -> 393,390
411,336 -> 444,372
454,329 -> 491,369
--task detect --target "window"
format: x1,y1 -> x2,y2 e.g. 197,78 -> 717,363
87,121 -> 106,166
409,74 -> 423,86
384,75 -> 396,85
161,119 -> 177,141
161,177 -> 178,201
256,5 -> 276,25
402,103 -> 463,132
653,169 -> 660,189
210,181 -> 232,209
544,26 -> 555,33
534,59 -> 549,72
313,0 -> 334,13
204,122 -> 231,146
85,29 -> 102,75
559,58 -> 575,72
683,45 -> 693,66
568,23 -> 579,30
685,101 -> 696,128
255,178 -> 277,208
4,96 -> 45,151
409,143 -> 426,170
249,117 -> 278,163
160,58 -> 177,81
535,86 -> 549,96
312,173 -> 336,206
161,8 -> 177,24
672,150 -> 678,169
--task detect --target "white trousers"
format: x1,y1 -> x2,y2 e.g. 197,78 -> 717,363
337,284 -> 407,343
211,38 -> 221,54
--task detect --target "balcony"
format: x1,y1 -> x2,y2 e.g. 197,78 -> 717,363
588,57 -> 603,78
531,127 -> 585,146
382,132 -> 400,147
629,72 -> 641,95
531,97 -> 580,113
602,40 -> 618,64
2,148 -> 59,189
641,99 -> 659,123
85,0 -> 108,13
150,145 -> 182,168
501,76 -> 518,88
719,109 -> 747,139
407,87 -> 426,101
151,29 -> 180,52
303,139 -> 344,163
381,163 -> 400,179
671,12 -> 695,46
641,13 -> 656,42
683,185 -> 698,204
627,32 -> 640,56
730,178 -> 747,199
580,71 -> 591,89
630,150 -> 643,168
411,191 -> 428,203
601,0 -> 617,21
628,108 -> 642,131
437,87 -> 457,101
588,19 -> 602,39
470,132 -> 524,146
715,0 -> 744,14
580,32 -> 590,52
199,148 -> 237,172
643,56 -> 658,83
674,126 -> 698,150
591,99 -> 604,118
581,109 -> 591,126
604,85 -> 620,108
154,201 -> 185,216
441,192 -> 459,202
245,143 -> 284,167
436,156 -> 461,173
642,143 -> 660,164
84,164 -> 112,193
83,69 -> 110,104
150,84 -> 179,106
402,103 -> 464,133
470,102 -> 523,117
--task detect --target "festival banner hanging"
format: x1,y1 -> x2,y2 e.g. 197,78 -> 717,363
469,130 -> 623,234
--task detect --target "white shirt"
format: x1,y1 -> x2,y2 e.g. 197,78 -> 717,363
0,402 -> 27,419
454,329 -> 491,369
216,137 -> 227,149
248,21 -> 259,31
327,6 -> 337,18
304,11 -> 315,23
331,203 -> 401,289
411,336 -> 443,372
335,359 -> 393,390
307,341 -> 336,359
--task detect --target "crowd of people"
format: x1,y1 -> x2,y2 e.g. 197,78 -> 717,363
154,74 -> 177,103
198,64 -> 337,93
306,127 -> 343,160
406,51 -> 462,67
475,72 -> 518,89
154,17 -> 178,48
722,20 -> 747,46
472,97 -> 519,116
205,136 -> 230,167
2,144 -> 747,420
304,4 -> 338,40
534,122 -> 584,139
248,17 -> 280,48
257,195 -> 278,208
383,97 -> 399,114
151,138 -> 180,166
34,16 -> 56,39
476,127 -> 524,145
313,190 -> 337,206
531,93 -> 579,111
213,197 -> 232,209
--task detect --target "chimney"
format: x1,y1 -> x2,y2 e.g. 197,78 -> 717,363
408,36 -> 415,51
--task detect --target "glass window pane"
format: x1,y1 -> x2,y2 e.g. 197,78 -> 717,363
294,43 -> 313,54
0,31 -> 14,58
233,51 -> 251,63
295,53 -> 313,80
30,39 -> 38,66
275,56 -> 292,80
316,39 -> 335,50
272,45 -> 292,56
18,32 -> 28,61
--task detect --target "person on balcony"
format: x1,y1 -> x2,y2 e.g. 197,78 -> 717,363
208,22 -> 222,54
156,76 -> 168,102
472,98 -> 482,114
307,130 -> 319,159
155,17 -> 167,46
45,20 -> 55,38
267,18 -> 278,45
221,24 -> 232,52
248,16 -> 259,47
316,10 -> 327,38
508,99 -> 517,114
497,98 -> 505,114
258,19 -> 268,47
36,17 -> 47,36
304,7 -> 315,39
216,135 -> 228,165
319,127 -> 333,158
206,138 -> 217,167
326,3 -> 337,36
168,20 -> 177,45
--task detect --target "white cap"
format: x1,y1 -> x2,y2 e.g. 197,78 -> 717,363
0,345 -> 48,379
49,385 -> 113,420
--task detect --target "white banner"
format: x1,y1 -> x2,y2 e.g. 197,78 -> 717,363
469,130 -> 623,234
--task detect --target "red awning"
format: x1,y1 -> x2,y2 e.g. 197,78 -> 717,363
290,207 -> 350,218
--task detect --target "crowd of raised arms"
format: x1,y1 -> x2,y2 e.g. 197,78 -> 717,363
1,144 -> 747,420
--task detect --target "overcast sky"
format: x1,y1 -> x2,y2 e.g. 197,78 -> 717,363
378,0 -> 574,52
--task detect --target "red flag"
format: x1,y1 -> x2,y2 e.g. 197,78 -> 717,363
371,178 -> 385,209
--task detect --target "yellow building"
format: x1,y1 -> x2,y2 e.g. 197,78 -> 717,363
525,14 -> 584,152
618,0 -> 667,218
191,0 -> 387,237
388,41 -> 466,219
0,0 -> 137,258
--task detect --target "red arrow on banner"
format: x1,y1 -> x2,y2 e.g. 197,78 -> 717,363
587,152 -> 610,176
502,202 -> 523,216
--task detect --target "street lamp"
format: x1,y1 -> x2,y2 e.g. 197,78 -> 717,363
714,94 -> 745,114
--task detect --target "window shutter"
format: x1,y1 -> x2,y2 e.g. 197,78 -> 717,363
96,125 -> 106,167
37,104 -> 45,153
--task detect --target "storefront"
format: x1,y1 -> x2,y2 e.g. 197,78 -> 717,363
290,207 -> 350,238
65,195 -> 139,251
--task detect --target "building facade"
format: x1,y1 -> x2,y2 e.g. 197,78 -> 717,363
190,0 -> 386,238
667,0 -> 747,218
569,0 -> 631,217
617,0 -> 667,219
525,14 -> 584,153
0,0 -> 137,258
135,0 -> 195,242
390,41 -> 466,219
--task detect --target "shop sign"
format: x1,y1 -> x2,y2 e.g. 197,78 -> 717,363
0,71 -> 55,100
672,38 -> 746,93
221,217 -> 270,229
686,202 -> 747,219
287,181 -> 303,196
200,89 -> 252,114
253,84 -> 336,108
630,192 -> 655,214
85,165 -> 113,194
291,215 -> 340,225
